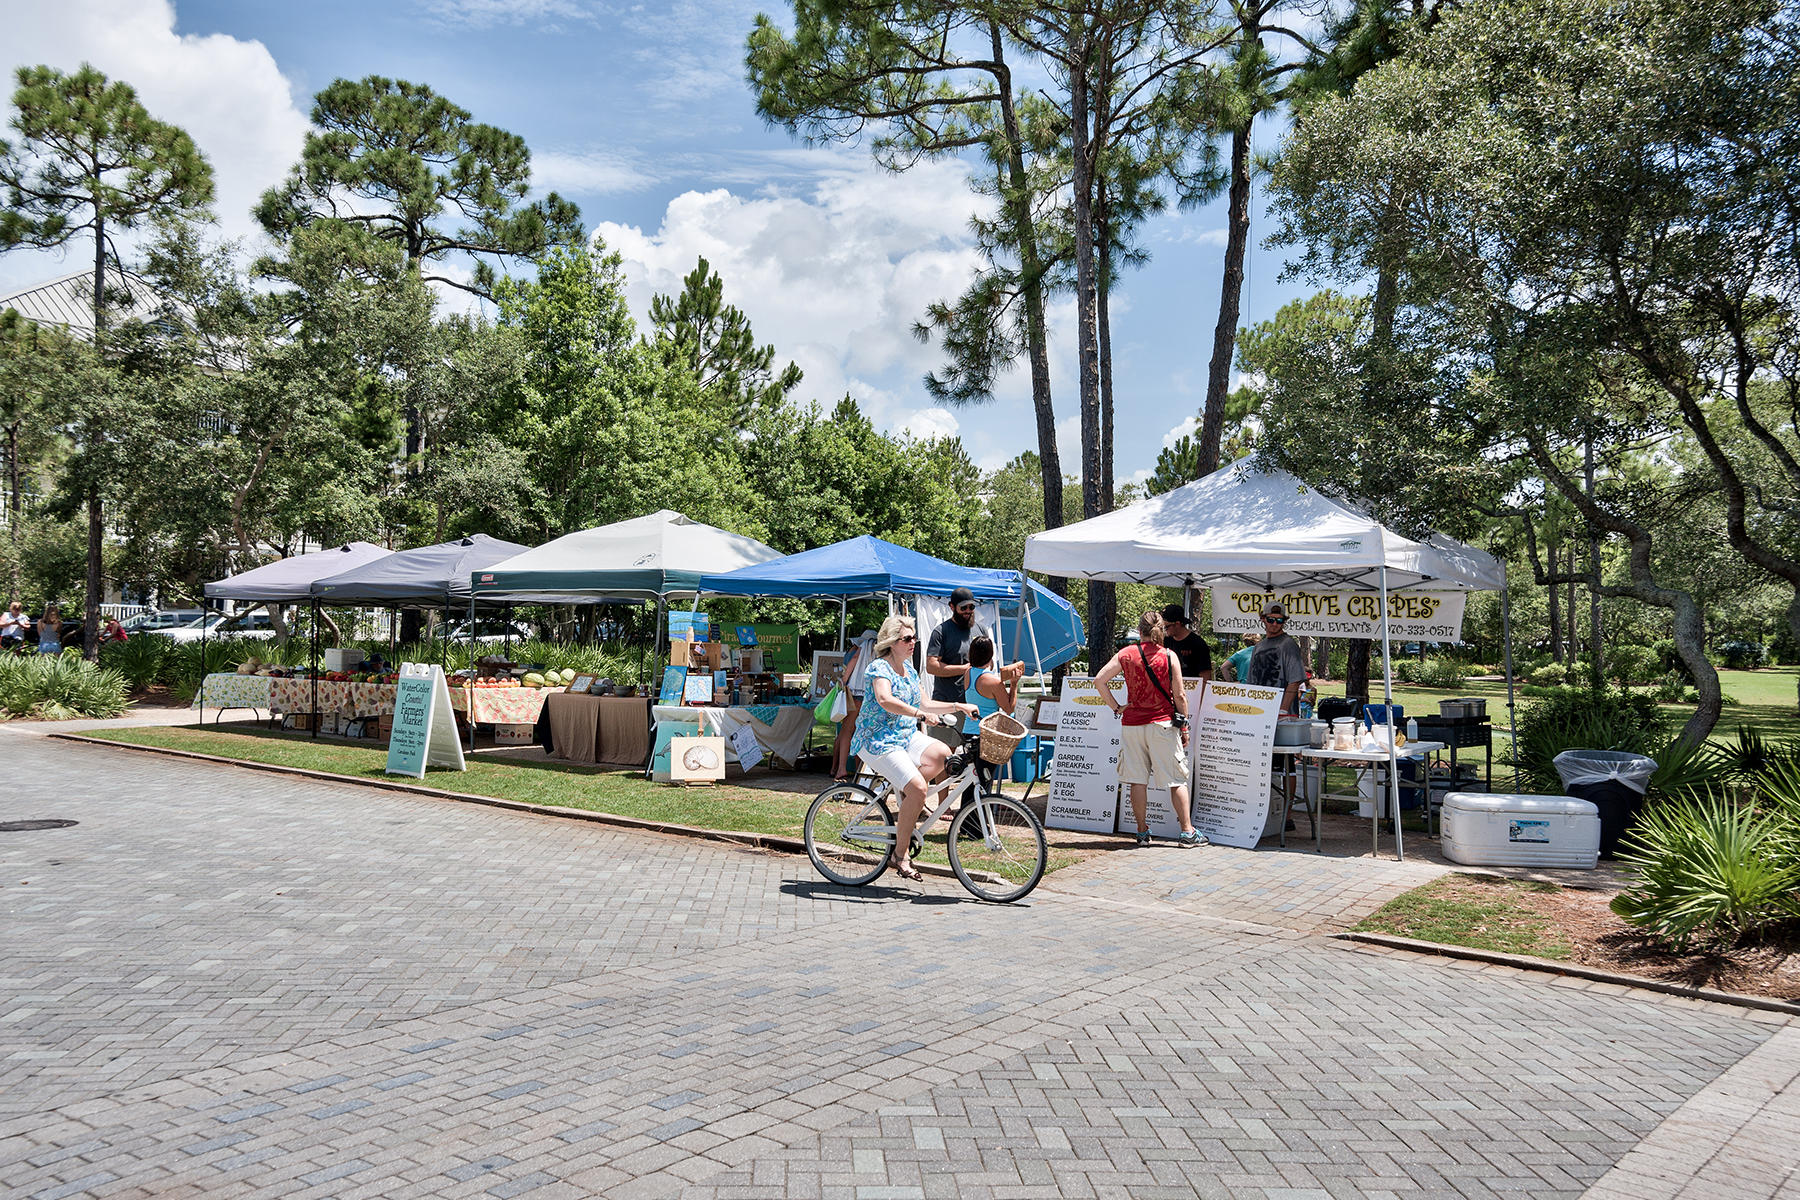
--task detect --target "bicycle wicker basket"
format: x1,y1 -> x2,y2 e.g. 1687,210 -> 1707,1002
977,711 -> 1029,764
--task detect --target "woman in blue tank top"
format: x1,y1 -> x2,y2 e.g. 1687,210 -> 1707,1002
961,636 -> 1025,736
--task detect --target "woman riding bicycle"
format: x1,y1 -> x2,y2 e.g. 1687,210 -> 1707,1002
849,614 -> 978,881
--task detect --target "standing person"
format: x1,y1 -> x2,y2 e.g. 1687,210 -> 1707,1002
1247,602 -> 1310,715
99,615 -> 129,643
1225,631 -> 1258,681
1,602 -> 30,653
1092,610 -> 1206,848
831,626 -> 878,783
925,586 -> 989,749
962,635 -> 1025,737
36,604 -> 64,656
850,614 -> 978,882
1160,604 -> 1213,682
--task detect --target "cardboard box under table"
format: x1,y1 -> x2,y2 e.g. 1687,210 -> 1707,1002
650,703 -> 813,772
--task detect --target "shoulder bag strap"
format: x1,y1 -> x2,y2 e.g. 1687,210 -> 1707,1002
1138,643 -> 1177,709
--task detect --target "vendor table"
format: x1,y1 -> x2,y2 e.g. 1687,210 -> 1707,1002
652,703 -> 814,770
545,692 -> 652,766
1298,740 -> 1445,860
191,673 -> 274,720
1270,746 -> 1321,852
450,685 -> 552,727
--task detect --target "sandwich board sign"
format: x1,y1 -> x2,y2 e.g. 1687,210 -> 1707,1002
385,662 -> 467,777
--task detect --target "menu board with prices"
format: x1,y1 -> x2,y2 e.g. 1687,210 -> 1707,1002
1186,680 -> 1282,848
1044,675 -> 1202,836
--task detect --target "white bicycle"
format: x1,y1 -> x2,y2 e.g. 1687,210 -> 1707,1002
803,730 -> 1048,903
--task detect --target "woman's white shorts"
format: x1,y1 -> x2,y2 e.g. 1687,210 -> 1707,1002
1117,721 -> 1190,789
861,729 -> 935,793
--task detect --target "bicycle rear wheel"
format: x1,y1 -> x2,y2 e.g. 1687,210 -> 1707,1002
947,792 -> 1047,902
804,783 -> 895,887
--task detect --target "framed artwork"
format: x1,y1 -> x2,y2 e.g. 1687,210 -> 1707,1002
658,664 -> 688,705
569,674 -> 595,694
810,650 -> 847,699
683,670 -> 714,704
669,735 -> 726,783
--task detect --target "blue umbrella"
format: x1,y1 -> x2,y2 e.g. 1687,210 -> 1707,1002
997,581 -> 1083,672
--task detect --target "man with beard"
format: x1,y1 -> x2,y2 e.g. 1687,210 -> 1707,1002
925,586 -> 989,749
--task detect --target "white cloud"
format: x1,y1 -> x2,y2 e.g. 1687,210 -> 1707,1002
414,0 -> 593,27
1121,466 -> 1154,490
1161,415 -> 1199,449
594,152 -> 990,437
532,148 -> 659,196
897,407 -> 959,442
1,0 -> 307,290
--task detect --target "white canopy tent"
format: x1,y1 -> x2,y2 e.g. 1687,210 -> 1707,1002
1023,462 -> 1515,860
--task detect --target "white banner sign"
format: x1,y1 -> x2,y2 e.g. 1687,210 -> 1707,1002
1187,680 -> 1282,849
1210,587 -> 1468,642
1045,675 -> 1201,836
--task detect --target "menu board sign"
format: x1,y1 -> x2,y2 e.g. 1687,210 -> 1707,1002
1186,681 -> 1282,848
1045,675 -> 1203,835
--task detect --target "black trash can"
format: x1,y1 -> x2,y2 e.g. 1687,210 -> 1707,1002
1553,750 -> 1657,858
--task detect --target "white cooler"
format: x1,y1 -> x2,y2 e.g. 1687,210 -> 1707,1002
1439,793 -> 1600,869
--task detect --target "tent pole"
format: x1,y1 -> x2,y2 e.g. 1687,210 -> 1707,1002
1020,571 -> 1045,685
198,598 -> 206,727
1501,574 -> 1518,790
310,600 -> 320,741
1380,567 -> 1403,861
837,599 -> 846,652
468,595 -> 477,753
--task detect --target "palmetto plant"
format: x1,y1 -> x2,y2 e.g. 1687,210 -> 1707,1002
0,651 -> 130,719
1610,792 -> 1800,951
99,635 -> 168,690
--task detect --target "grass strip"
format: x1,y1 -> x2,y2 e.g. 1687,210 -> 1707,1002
82,724 -> 1083,876
1350,872 -> 1573,959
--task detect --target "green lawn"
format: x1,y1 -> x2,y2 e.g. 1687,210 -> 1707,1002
82,724 -> 1085,876
1351,873 -> 1572,958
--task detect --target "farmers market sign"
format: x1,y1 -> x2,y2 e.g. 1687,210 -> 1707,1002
1209,588 -> 1468,642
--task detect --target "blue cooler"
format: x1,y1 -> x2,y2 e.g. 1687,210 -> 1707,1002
1364,703 -> 1404,729
1008,734 -> 1043,784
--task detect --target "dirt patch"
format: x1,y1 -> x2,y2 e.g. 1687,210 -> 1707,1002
1511,882 -> 1800,1001
128,685 -> 190,709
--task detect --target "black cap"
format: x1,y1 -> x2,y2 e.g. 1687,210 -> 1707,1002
1160,604 -> 1188,625
950,586 -> 976,606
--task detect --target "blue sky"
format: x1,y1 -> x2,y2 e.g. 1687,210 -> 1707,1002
6,0 -> 1313,487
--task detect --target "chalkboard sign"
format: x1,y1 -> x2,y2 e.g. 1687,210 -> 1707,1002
385,663 -> 467,778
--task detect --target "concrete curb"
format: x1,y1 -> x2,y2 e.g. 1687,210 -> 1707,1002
1333,930 -> 1800,1017
46,731 -> 979,884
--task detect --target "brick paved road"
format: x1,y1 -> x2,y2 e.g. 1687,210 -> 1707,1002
3,734 -> 1794,1199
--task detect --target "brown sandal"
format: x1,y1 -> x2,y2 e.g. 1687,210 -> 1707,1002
888,854 -> 923,882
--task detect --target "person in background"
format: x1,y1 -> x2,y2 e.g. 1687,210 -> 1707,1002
36,603 -> 64,655
1160,604 -> 1212,682
1246,601 -> 1310,715
831,626 -> 878,783
962,635 -> 1025,739
99,615 -> 129,644
925,586 -> 989,750
850,614 -> 979,881
1,602 -> 30,653
1225,631 -> 1258,681
1091,610 -> 1205,849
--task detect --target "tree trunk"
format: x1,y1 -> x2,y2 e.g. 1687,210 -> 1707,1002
85,487 -> 102,660
1548,538 -> 1562,662
1347,637 -> 1371,703
1066,20 -> 1112,668
1196,123 -> 1253,475
992,22 -> 1064,569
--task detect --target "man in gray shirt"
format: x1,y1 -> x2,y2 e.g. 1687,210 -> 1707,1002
1246,600 -> 1309,715
926,586 -> 988,747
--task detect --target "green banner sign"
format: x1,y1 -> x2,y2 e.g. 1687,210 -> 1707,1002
730,623 -> 799,672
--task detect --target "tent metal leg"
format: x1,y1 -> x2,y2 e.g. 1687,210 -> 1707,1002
1380,568 -> 1402,861
310,600 -> 320,741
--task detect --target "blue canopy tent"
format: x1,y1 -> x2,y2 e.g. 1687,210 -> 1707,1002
697,535 -> 1083,672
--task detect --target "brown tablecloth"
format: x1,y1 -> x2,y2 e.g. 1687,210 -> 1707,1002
547,692 -> 651,766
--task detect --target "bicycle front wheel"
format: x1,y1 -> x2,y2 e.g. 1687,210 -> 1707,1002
804,782 -> 895,887
947,792 -> 1047,903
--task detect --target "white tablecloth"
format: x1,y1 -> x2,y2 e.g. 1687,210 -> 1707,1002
652,704 -> 815,768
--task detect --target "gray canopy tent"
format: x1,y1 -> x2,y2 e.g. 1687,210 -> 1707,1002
200,541 -> 392,732
1023,462 -> 1511,860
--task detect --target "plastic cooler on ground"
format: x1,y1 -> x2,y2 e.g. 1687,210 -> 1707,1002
1553,749 -> 1657,858
1439,792 -> 1600,868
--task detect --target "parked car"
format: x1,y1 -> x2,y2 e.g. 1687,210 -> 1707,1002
123,609 -> 205,632
154,611 -> 278,643
444,618 -> 535,646
1716,640 -> 1766,669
